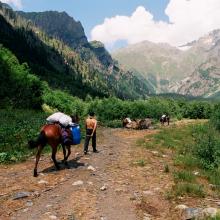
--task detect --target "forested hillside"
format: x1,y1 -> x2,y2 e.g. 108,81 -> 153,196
0,2 -> 150,100
0,45 -> 43,108
17,10 -> 152,98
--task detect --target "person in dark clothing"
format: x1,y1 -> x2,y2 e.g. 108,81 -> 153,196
83,112 -> 98,155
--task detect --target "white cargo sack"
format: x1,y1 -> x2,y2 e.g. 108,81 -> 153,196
47,112 -> 72,127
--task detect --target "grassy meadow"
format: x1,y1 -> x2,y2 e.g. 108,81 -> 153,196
137,116 -> 220,199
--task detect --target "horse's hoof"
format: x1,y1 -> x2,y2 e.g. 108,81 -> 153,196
33,170 -> 38,177
64,162 -> 70,169
56,166 -> 60,171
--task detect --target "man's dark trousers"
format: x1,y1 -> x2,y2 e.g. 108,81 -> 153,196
84,129 -> 96,153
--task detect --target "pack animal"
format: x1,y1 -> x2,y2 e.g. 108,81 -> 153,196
28,115 -> 79,177
122,118 -> 151,129
160,115 -> 170,125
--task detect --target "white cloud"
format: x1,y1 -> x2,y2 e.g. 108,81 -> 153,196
91,0 -> 220,48
1,0 -> 23,9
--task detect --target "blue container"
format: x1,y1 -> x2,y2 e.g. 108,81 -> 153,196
70,124 -> 81,145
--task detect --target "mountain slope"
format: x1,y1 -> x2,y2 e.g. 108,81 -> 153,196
112,30 -> 220,97
17,11 -> 88,48
16,9 -> 151,98
0,45 -> 43,108
112,41 -> 191,93
170,30 -> 220,97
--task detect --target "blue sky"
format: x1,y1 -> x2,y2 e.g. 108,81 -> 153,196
7,0 -> 169,39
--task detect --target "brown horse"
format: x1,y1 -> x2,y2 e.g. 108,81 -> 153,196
29,115 -> 79,177
28,124 -> 70,177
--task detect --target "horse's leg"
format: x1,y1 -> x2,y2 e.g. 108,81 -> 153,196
34,145 -> 43,177
62,144 -> 66,163
51,145 -> 60,170
66,145 -> 71,160
64,145 -> 71,168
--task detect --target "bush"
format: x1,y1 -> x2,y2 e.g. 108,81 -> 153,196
43,89 -> 87,116
192,124 -> 220,169
102,120 -> 123,128
210,103 -> 220,130
173,183 -> 205,197
0,109 -> 47,163
173,170 -> 196,183
185,101 -> 212,119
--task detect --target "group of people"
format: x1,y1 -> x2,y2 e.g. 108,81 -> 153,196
46,111 -> 98,155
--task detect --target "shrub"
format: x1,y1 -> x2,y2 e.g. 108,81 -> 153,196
186,101 -> 212,119
43,89 -> 87,116
210,103 -> 220,131
173,170 -> 196,183
192,124 -> 220,169
173,183 -> 205,197
102,120 -> 123,128
0,109 -> 47,163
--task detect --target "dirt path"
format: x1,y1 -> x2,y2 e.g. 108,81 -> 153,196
0,127 -> 191,220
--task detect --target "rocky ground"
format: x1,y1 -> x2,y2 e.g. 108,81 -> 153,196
0,124 -> 219,220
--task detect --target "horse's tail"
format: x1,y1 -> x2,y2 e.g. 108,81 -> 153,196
28,131 -> 47,149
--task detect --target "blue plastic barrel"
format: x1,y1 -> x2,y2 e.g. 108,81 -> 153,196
70,124 -> 81,145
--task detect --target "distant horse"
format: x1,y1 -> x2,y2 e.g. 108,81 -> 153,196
160,115 -> 170,126
28,115 -> 79,177
122,118 -> 152,129
122,118 -> 132,127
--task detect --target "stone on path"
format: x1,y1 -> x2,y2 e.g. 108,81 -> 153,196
143,190 -> 155,196
143,213 -> 152,220
49,215 -> 58,219
12,192 -> 30,200
202,207 -> 218,218
72,180 -> 84,186
181,207 -> 219,219
38,180 -> 48,184
182,208 -> 203,219
100,185 -> 107,191
175,204 -> 188,210
88,165 -> 96,171
26,200 -> 33,207
22,208 -> 29,213
151,151 -> 159,156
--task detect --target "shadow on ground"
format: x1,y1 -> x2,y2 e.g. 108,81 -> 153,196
41,156 -> 85,174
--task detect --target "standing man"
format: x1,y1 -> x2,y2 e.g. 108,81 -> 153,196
84,112 -> 98,155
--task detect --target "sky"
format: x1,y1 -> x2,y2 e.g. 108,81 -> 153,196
2,0 -> 220,51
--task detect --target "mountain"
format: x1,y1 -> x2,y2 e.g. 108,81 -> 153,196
17,10 -> 153,97
17,11 -> 88,48
112,30 -> 220,97
176,59 -> 220,97
112,41 -> 185,93
172,30 -> 220,97
0,2 -> 150,100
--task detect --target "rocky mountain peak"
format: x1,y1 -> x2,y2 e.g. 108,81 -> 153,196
17,10 -> 88,48
0,1 -> 12,10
